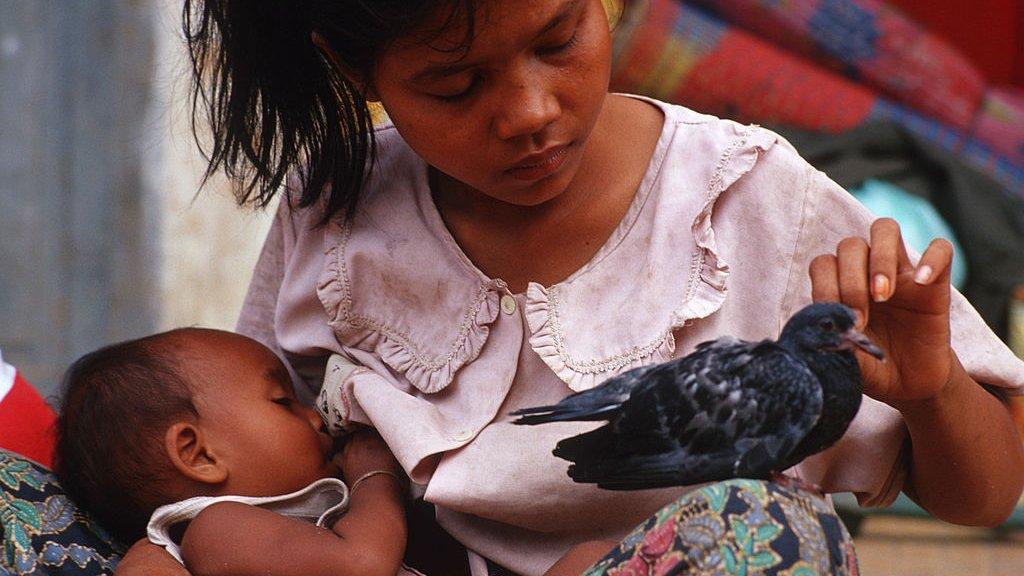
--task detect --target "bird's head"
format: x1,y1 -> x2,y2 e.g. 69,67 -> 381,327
779,303 -> 885,360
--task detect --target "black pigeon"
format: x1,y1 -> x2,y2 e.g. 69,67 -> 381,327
510,303 -> 884,490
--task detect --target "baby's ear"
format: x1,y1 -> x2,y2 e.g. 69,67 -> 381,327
164,422 -> 228,486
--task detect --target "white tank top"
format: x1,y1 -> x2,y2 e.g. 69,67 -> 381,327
147,477 -> 350,564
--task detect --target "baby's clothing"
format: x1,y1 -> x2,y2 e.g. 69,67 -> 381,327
147,477 -> 425,576
238,95 -> 1024,576
147,478 -> 350,564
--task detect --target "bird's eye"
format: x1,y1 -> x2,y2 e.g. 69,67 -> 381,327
818,319 -> 836,331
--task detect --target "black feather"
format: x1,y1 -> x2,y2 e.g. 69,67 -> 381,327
511,303 -> 880,489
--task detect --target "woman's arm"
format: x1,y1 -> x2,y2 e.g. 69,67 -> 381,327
544,541 -> 617,576
895,362 -> 1024,526
811,218 -> 1024,527
114,539 -> 192,576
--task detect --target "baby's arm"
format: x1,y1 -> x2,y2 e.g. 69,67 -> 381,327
544,541 -> 617,576
114,539 -> 193,575
180,430 -> 406,576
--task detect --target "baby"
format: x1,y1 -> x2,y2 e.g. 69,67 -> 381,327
54,328 -> 412,576
54,328 -> 610,576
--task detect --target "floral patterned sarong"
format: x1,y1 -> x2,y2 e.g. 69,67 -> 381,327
584,479 -> 858,576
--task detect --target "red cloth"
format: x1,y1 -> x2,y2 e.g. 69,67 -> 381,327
0,371 -> 57,467
887,0 -> 1024,87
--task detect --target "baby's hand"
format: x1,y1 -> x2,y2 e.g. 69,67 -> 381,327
337,428 -> 403,485
809,218 -> 955,404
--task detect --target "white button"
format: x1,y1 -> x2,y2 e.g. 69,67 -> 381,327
452,430 -> 473,442
500,294 -> 517,315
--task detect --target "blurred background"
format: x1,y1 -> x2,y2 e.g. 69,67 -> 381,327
1,0 -> 1023,574
1,1 -> 273,398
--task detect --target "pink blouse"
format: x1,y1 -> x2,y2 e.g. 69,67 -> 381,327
237,96 -> 1024,576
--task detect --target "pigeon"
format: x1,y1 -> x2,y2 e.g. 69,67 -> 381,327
510,303 -> 884,490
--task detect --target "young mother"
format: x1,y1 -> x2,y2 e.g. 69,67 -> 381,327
187,0 -> 1023,574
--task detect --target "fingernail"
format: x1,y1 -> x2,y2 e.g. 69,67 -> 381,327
914,265 -> 933,285
873,275 -> 890,302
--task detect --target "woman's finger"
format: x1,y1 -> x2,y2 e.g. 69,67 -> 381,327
868,218 -> 901,302
836,237 -> 871,324
809,253 -> 840,303
913,238 -> 955,285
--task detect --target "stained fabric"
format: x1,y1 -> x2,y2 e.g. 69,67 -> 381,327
776,121 -> 1024,340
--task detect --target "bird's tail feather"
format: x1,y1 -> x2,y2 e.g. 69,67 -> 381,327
568,453 -> 685,490
567,452 -> 736,490
509,401 -> 622,425
552,425 -> 615,461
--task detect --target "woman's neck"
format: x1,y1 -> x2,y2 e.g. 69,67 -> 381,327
431,95 -> 665,292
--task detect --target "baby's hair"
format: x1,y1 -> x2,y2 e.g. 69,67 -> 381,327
182,0 -> 478,224
54,330 -> 199,544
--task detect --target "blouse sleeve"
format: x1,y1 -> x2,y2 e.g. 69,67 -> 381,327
236,190 -> 346,403
781,158 -> 1024,506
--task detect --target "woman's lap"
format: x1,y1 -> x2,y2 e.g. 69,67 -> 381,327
585,479 -> 858,576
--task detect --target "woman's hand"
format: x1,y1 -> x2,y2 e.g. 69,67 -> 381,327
810,220 -> 1024,526
808,218 -> 957,404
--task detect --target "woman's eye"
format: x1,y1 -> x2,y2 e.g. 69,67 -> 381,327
435,75 -> 482,103
539,30 -> 580,55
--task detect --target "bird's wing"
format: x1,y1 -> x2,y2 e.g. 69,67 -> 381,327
727,347 -> 824,479
559,339 -> 824,488
509,362 -> 661,424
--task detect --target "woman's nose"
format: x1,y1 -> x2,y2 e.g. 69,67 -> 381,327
493,74 -> 561,141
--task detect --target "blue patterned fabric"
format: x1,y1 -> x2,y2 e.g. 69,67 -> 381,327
0,450 -> 123,575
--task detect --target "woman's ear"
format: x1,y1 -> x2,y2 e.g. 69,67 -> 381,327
311,31 -> 381,102
164,422 -> 228,486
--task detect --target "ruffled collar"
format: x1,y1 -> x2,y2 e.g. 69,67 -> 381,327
317,97 -> 779,394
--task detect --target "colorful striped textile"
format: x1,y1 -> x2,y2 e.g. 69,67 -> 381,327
691,0 -> 1024,171
690,0 -> 987,130
609,0 -> 1024,194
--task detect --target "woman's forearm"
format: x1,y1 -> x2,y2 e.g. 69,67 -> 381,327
544,541 -> 617,576
895,359 -> 1024,527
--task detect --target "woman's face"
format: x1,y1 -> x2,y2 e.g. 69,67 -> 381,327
371,0 -> 613,207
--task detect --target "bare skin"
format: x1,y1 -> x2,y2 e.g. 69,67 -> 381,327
147,0 -> 1021,572
110,332 -> 613,576
543,540 -> 618,576
433,94 -> 663,292
112,332 -> 407,576
810,218 -> 1024,526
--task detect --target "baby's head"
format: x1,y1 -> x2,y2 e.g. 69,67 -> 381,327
54,328 -> 336,543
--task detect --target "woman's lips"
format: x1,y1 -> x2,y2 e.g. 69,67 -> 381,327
507,144 -> 570,181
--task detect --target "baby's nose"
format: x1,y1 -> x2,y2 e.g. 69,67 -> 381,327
302,405 -> 324,430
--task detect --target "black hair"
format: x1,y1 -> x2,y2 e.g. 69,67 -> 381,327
54,330 -> 199,544
182,0 -> 478,224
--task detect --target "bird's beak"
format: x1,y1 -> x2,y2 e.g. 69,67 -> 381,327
840,328 -> 885,360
